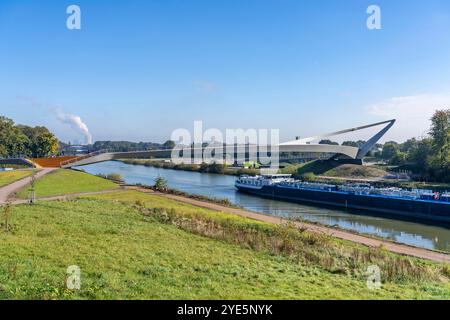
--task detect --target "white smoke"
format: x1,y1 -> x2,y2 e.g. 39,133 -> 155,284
55,109 -> 93,145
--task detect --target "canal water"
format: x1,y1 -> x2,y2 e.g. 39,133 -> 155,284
78,161 -> 450,252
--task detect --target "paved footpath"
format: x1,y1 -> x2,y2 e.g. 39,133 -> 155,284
0,168 -> 56,204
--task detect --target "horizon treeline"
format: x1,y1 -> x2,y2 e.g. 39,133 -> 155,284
1,109 -> 448,182
319,110 -> 449,182
89,140 -> 175,153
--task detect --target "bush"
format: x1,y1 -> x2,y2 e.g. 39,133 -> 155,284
154,176 -> 168,191
106,173 -> 123,181
96,173 -> 123,182
120,159 -> 256,176
1,203 -> 13,232
300,172 -> 316,182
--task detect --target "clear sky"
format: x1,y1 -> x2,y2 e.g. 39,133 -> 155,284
1,0 -> 450,144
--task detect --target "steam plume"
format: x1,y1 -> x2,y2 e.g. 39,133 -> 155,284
55,109 -> 93,144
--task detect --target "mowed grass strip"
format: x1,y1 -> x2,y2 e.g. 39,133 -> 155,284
15,169 -> 118,198
0,170 -> 34,187
1,196 -> 449,299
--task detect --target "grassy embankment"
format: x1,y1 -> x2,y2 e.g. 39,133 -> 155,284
280,160 -> 388,180
281,161 -> 450,190
0,169 -> 449,299
14,169 -> 118,199
122,159 -> 387,181
0,190 -> 449,299
0,170 -> 35,188
119,159 -> 259,176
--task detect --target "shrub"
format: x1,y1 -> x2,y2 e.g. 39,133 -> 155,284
96,173 -> 123,182
1,202 -> 13,232
154,176 -> 168,191
442,264 -> 450,278
106,173 -> 123,181
300,172 -> 316,181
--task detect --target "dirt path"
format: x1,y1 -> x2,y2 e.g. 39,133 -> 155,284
142,189 -> 450,263
4,184 -> 450,263
0,168 -> 56,204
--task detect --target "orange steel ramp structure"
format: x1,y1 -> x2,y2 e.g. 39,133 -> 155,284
31,156 -> 78,168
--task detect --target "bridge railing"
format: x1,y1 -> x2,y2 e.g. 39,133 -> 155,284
60,149 -> 110,167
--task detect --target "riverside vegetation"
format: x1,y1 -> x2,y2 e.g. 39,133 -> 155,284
120,159 -> 260,176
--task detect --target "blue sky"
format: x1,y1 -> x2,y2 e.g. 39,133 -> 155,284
1,0 -> 450,144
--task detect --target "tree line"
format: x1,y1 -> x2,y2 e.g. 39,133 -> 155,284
2,110 -> 449,182
379,110 -> 450,182
90,140 -> 175,152
319,110 -> 450,182
0,116 -> 59,158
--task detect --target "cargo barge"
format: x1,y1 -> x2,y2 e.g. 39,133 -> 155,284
235,174 -> 450,223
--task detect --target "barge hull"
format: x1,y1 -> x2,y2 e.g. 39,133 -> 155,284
236,185 -> 450,223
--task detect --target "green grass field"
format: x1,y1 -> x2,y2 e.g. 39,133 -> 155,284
0,190 -> 448,299
15,169 -> 118,199
0,170 -> 34,188
281,160 -> 387,179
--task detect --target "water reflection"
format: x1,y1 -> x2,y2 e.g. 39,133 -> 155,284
78,161 -> 450,252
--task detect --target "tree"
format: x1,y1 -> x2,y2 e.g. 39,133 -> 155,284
0,116 -> 59,158
163,140 -> 176,149
208,162 -> 225,174
19,125 -> 58,157
199,162 -> 209,172
34,130 -> 59,156
389,151 -> 407,165
381,143 -> 399,160
319,140 -> 339,145
91,140 -> 162,153
0,145 -> 7,158
400,138 -> 418,153
154,176 -> 168,191
2,202 -> 13,232
407,138 -> 433,169
342,141 -> 358,148
429,110 -> 450,152
0,117 -> 30,157
427,109 -> 450,181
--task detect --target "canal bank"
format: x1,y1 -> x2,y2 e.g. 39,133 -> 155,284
139,188 -> 450,263
78,161 -> 450,252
